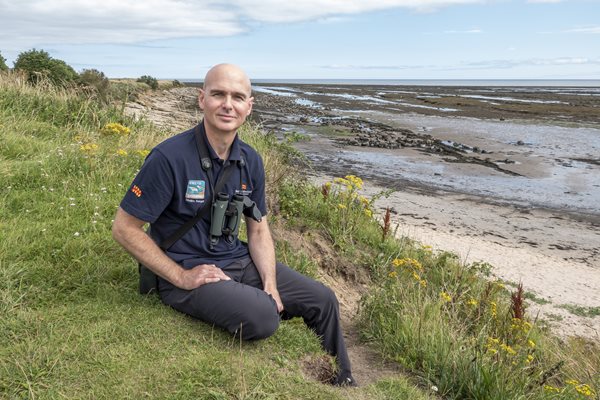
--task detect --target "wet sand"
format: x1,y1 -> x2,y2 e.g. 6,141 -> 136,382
251,83 -> 600,340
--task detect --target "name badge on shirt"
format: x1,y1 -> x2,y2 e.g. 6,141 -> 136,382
185,180 -> 206,202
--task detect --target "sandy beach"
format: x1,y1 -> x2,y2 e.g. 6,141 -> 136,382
250,83 -> 600,340
125,83 -> 600,340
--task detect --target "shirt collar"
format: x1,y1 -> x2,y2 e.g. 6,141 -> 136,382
200,120 -> 241,162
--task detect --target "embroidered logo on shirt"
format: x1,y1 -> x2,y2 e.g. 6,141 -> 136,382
131,185 -> 142,198
186,180 -> 206,202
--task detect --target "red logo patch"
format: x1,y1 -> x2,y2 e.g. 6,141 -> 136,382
131,185 -> 142,198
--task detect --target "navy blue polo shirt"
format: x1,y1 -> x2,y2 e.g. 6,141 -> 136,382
120,122 -> 267,269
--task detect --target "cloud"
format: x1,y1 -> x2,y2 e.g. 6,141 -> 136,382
443,29 -> 482,34
527,0 -> 564,3
462,57 -> 600,69
320,57 -> 600,72
0,0 -> 486,49
565,26 -> 600,34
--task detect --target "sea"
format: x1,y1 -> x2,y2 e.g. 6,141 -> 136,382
243,81 -> 600,215
183,79 -> 600,87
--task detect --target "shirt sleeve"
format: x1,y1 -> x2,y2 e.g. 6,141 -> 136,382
120,149 -> 175,223
250,153 -> 268,216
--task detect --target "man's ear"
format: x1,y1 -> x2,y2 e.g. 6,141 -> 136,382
247,96 -> 254,115
198,89 -> 205,110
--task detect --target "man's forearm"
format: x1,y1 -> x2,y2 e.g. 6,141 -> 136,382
247,227 -> 277,290
112,210 -> 184,287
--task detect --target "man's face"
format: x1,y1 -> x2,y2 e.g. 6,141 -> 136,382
199,65 -> 253,136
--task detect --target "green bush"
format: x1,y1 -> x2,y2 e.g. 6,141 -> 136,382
79,68 -> 110,102
0,51 -> 8,71
136,75 -> 158,90
13,48 -> 78,85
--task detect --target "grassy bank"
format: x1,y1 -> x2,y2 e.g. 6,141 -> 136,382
1,71 -> 598,399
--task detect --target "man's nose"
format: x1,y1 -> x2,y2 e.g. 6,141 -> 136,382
221,95 -> 233,109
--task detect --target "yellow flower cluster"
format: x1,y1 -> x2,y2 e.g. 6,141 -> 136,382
80,143 -> 98,152
391,258 -> 426,287
466,298 -> 478,307
116,149 -> 128,156
489,301 -> 498,318
566,380 -> 596,397
440,292 -> 452,303
544,385 -> 560,393
511,318 -> 532,334
136,149 -> 150,157
392,258 -> 423,271
486,337 -> 516,356
101,122 -> 131,136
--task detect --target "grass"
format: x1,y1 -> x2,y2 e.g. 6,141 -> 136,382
558,305 -> 600,318
1,70 -> 598,399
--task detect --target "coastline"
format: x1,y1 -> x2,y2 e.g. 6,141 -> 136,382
124,85 -> 600,340
250,83 -> 600,339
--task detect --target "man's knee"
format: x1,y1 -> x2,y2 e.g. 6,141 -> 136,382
239,308 -> 279,340
314,283 -> 339,311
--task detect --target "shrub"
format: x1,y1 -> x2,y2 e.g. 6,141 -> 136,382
0,51 -> 8,71
137,75 -> 158,90
79,68 -> 110,101
13,48 -> 78,85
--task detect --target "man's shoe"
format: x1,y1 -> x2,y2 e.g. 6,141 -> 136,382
331,373 -> 358,387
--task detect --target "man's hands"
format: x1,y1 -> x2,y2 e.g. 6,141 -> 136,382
265,284 -> 284,313
177,264 -> 231,290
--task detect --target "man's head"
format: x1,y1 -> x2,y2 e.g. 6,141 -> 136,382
199,63 -> 253,136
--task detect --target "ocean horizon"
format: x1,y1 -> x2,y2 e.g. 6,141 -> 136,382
182,78 -> 600,87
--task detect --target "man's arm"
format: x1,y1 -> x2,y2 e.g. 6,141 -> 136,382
246,217 -> 284,312
112,207 -> 230,290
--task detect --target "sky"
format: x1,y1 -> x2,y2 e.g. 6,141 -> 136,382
1,0 -> 599,80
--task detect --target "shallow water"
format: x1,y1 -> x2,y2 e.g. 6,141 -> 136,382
255,84 -> 600,214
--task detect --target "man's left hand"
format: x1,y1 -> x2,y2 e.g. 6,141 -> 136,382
265,287 -> 284,313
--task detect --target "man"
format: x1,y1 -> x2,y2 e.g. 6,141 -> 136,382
112,64 -> 355,386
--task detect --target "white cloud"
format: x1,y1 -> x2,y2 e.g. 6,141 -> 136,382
463,57 -> 600,69
0,0 -> 486,49
443,29 -> 482,34
565,26 -> 600,34
324,57 -> 600,72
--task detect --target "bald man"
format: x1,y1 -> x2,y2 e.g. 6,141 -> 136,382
112,64 -> 355,386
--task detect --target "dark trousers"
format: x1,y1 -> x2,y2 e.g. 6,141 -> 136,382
158,257 -> 351,375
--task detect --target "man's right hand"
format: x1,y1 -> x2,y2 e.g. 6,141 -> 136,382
177,264 -> 231,290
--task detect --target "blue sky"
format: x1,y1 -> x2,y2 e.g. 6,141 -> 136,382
1,0 -> 599,80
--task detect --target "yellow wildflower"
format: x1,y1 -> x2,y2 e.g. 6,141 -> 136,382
101,122 -> 131,136
500,343 -> 517,356
526,354 -> 534,364
527,340 -> 536,349
364,209 -> 373,218
116,149 -> 128,156
544,385 -> 560,393
575,384 -> 595,397
566,379 -> 579,386
392,258 -> 404,268
490,301 -> 498,318
337,204 -> 347,210
467,298 -> 478,307
80,143 -> 98,152
136,149 -> 150,157
345,175 -> 363,190
440,292 -> 452,303
388,271 -> 398,278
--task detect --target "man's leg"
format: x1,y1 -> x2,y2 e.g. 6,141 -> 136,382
240,261 -> 353,382
158,259 -> 280,340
